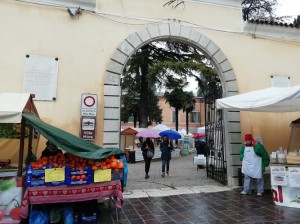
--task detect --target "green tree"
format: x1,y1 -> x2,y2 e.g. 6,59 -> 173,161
242,0 -> 278,21
122,45 -> 162,127
182,91 -> 196,134
147,89 -> 163,125
123,41 -> 216,127
121,89 -> 140,127
194,70 -> 220,97
164,76 -> 188,131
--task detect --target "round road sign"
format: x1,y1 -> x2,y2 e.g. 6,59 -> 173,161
83,96 -> 95,107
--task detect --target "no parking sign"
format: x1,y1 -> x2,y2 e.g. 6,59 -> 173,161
81,94 -> 98,117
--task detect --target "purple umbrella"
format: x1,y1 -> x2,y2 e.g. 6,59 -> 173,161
136,129 -> 160,138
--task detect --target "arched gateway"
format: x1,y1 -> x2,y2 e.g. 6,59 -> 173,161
102,22 -> 242,186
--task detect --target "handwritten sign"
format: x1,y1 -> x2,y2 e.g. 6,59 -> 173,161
94,169 -> 112,182
289,167 -> 300,187
270,166 -> 287,186
45,168 -> 65,182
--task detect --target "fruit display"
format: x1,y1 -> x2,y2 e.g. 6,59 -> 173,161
26,152 -> 125,186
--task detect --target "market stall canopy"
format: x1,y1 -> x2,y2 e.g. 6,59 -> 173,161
197,127 -> 205,134
151,124 -> 170,132
0,93 -> 38,123
22,113 -> 123,159
216,85 -> 300,112
178,129 -> 193,138
121,127 -> 147,135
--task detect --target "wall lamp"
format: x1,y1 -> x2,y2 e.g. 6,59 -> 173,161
67,7 -> 82,17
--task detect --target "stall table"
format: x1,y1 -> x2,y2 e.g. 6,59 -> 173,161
270,164 -> 300,208
20,180 -> 123,219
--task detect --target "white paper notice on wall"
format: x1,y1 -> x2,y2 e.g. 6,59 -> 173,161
271,75 -> 291,87
24,55 -> 59,101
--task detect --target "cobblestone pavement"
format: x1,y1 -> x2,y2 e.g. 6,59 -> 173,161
97,153 -> 300,224
124,152 -> 223,192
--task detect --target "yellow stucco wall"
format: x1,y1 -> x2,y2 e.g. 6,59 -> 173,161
1,0 -> 300,154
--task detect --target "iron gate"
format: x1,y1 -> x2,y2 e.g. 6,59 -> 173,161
205,87 -> 227,185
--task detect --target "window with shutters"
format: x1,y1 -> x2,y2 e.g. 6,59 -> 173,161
190,111 -> 201,123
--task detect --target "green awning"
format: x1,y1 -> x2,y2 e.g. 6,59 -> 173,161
22,113 -> 123,159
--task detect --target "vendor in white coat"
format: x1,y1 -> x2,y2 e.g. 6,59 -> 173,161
240,134 -> 270,196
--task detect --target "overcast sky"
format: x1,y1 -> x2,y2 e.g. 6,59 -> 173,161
276,0 -> 300,17
185,0 -> 300,95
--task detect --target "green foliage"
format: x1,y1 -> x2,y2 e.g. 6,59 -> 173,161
121,90 -> 140,124
242,0 -> 278,21
183,91 -> 196,114
122,41 -> 219,127
0,124 -> 29,139
164,77 -> 189,131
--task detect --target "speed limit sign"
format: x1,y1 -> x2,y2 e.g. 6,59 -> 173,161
81,94 -> 98,117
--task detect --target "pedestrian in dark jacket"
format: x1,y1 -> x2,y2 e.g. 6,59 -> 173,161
160,135 -> 173,177
195,137 -> 206,169
141,138 -> 155,179
195,137 -> 206,156
41,141 -> 62,158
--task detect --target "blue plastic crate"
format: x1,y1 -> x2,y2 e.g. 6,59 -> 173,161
66,175 -> 91,186
81,211 -> 98,224
26,177 -> 45,187
26,165 -> 46,187
65,165 -> 92,176
112,168 -> 124,181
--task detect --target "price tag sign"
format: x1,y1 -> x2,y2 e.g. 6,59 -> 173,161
272,152 -> 277,158
94,169 -> 112,182
45,168 -> 65,182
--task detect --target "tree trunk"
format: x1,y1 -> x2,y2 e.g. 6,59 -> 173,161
133,112 -> 137,128
139,54 -> 149,128
186,111 -> 189,134
175,107 -> 179,131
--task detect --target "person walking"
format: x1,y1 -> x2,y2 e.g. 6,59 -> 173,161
160,135 -> 174,177
141,137 -> 155,179
195,137 -> 206,169
240,134 -> 270,196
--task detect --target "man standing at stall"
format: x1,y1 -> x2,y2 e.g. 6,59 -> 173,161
240,134 -> 270,196
41,141 -> 62,158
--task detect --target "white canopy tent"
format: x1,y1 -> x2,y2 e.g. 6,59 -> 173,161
178,128 -> 193,138
151,124 -> 170,132
197,127 -> 205,134
0,92 -> 39,176
0,93 -> 34,123
216,85 -> 300,112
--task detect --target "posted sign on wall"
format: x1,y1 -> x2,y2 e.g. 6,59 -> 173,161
81,94 -> 98,117
80,93 -> 97,140
80,117 -> 96,140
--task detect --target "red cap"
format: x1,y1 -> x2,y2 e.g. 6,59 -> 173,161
244,134 -> 253,141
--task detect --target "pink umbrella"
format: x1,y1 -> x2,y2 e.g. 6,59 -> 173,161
192,133 -> 205,138
136,129 -> 160,138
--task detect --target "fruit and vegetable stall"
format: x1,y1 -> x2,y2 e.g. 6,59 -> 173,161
0,93 -> 127,223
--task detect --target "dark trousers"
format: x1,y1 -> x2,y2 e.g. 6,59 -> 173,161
143,154 -> 152,175
162,159 -> 170,173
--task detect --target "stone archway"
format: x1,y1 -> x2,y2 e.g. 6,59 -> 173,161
103,22 -> 242,186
